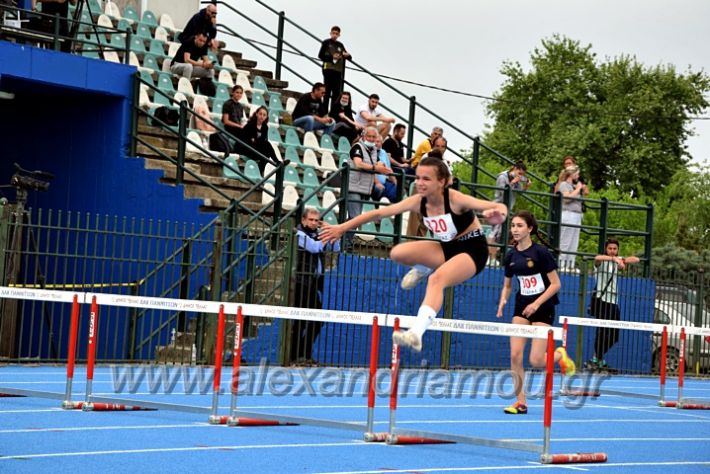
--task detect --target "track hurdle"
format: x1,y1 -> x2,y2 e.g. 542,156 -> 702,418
209,303 -> 390,433
380,317 -> 606,464
560,316 -> 710,409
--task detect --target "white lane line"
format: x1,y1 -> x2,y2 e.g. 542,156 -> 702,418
314,460 -> 710,474
0,409 -> 63,414
0,441 -> 380,460
0,423 -> 208,434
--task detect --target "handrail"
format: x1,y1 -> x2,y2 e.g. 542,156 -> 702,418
211,1 -> 476,167
0,3 -> 129,61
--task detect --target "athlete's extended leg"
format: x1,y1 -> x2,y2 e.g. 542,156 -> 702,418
394,253 -> 478,351
390,241 -> 446,289
529,322 -> 575,376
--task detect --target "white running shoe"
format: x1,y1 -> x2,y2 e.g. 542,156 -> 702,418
400,267 -> 431,290
392,329 -> 422,352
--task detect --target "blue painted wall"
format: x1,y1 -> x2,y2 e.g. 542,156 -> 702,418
0,41 -> 209,223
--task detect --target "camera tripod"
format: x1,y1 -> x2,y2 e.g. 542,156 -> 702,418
0,165 -> 57,359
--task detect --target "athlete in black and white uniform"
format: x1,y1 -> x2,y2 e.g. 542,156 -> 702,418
320,156 -> 507,351
496,211 -> 575,415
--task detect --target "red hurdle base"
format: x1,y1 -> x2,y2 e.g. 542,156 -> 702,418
226,417 -> 299,427
678,403 -> 710,410
541,452 -> 608,464
82,402 -> 156,411
61,401 -> 85,410
659,400 -> 677,408
0,393 -> 25,397
562,390 -> 600,397
387,435 -> 455,445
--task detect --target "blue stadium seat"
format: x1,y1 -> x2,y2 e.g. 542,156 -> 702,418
285,128 -> 302,148
320,134 -> 335,152
136,23 -> 152,39
251,91 -> 266,108
377,218 -> 394,243
223,156 -> 240,179
141,10 -> 158,27
284,146 -> 302,167
267,126 -> 283,145
123,5 -> 140,24
243,159 -> 262,182
268,94 -> 283,113
338,136 -> 351,153
302,168 -> 320,189
284,165 -> 302,186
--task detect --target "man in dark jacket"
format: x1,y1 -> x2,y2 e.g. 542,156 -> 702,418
178,2 -> 218,51
290,208 -> 340,364
318,26 -> 351,112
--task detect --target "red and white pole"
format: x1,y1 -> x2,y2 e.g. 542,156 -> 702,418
363,316 -> 380,440
81,296 -> 99,411
62,295 -> 82,409
386,317 -> 401,443
208,304 -> 226,424
658,326 -> 673,406
541,329 -> 555,461
677,327 -> 686,408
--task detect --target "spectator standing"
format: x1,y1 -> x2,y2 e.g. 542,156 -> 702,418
330,91 -> 362,144
318,26 -> 352,112
178,1 -> 218,51
488,161 -> 531,264
221,85 -> 247,136
290,208 -> 340,365
170,32 -> 214,80
585,239 -> 640,371
354,94 -> 395,139
554,155 -> 589,196
292,83 -> 335,135
234,106 -> 278,175
558,166 -> 587,271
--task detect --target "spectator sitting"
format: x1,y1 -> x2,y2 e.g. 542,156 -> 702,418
330,91 -> 362,144
410,126 -> 443,169
345,126 -> 387,246
170,32 -> 215,80
354,94 -> 395,139
318,26 -> 352,112
290,207 -> 340,365
177,1 -> 218,51
222,85 -> 247,136
487,160 -> 530,265
371,135 -> 397,202
292,83 -> 335,135
382,124 -> 413,175
234,106 -> 278,175
193,101 -> 215,135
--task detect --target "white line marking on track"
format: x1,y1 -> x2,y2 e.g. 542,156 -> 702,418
0,441 -> 381,460
0,423 -> 207,434
0,409 -> 63,414
313,461 -> 710,474
527,460 -> 588,471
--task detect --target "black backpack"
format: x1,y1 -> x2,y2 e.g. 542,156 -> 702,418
153,106 -> 179,126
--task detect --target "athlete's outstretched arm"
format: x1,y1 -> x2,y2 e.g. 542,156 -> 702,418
449,190 -> 507,224
319,194 -> 420,244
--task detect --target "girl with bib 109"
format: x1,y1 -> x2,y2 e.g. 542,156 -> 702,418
496,211 -> 575,415
320,156 -> 507,352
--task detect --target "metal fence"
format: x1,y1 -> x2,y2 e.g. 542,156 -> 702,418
1,202 -> 708,377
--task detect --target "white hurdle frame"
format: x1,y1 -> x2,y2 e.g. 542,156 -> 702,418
559,315 -> 710,409
0,287 -> 608,462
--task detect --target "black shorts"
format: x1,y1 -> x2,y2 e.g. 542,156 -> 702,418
513,302 -> 556,325
440,230 -> 488,275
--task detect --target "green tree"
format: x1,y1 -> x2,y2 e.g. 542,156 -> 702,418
653,165 -> 710,252
485,35 -> 710,197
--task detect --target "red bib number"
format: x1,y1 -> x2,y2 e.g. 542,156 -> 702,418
518,273 -> 544,296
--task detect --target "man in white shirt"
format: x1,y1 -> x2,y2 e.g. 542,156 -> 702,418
355,93 -> 395,139
586,239 -> 640,371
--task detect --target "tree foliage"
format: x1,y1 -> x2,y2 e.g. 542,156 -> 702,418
484,35 -> 710,197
